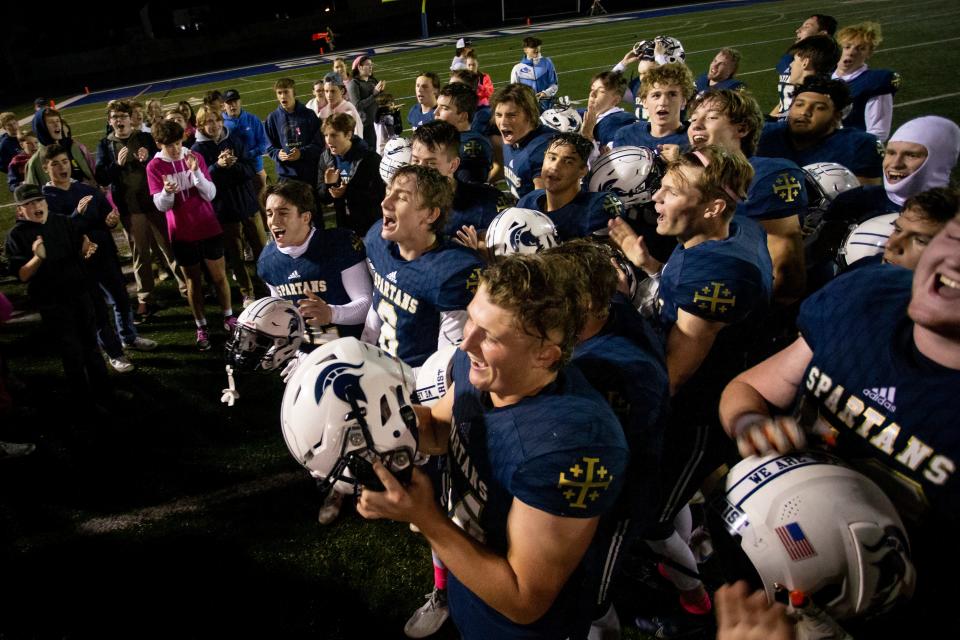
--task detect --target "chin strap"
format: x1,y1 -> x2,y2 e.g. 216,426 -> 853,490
221,364 -> 241,407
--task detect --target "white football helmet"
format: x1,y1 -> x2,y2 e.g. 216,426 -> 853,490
379,136 -> 413,185
839,213 -> 897,266
485,207 -> 559,256
715,451 -> 914,621
540,107 -> 583,133
225,297 -> 305,372
414,344 -> 458,407
653,35 -> 685,64
280,337 -> 419,497
804,162 -> 861,203
631,39 -> 655,60
588,146 -> 662,207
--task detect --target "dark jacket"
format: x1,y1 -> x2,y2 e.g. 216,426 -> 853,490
95,130 -> 159,216
318,136 -> 384,236
192,128 -> 259,223
264,101 -> 322,184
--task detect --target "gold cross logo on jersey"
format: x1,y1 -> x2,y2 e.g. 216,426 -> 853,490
602,194 -> 624,219
466,267 -> 481,294
351,233 -> 364,253
694,282 -> 736,314
773,173 -> 801,203
463,140 -> 483,158
558,456 -> 613,509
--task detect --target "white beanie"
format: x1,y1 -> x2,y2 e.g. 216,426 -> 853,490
884,116 -> 960,206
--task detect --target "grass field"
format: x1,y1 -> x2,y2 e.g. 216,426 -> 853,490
2,0 -> 958,636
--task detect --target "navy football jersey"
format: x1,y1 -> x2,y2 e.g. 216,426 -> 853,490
757,121 -> 884,179
446,349 -> 629,639
839,68 -> 900,132
456,129 -> 494,184
407,104 -> 436,130
694,74 -> 745,95
517,189 -> 623,241
364,221 -> 482,367
736,156 -> 809,221
797,263 -> 960,522
257,227 -> 366,339
611,121 -> 688,149
503,125 -> 554,199
775,52 -> 794,114
573,300 -> 669,527
826,184 -> 898,223
592,110 -> 638,148
471,106 -> 494,135
446,179 -> 509,236
627,77 -> 649,121
659,217 -> 773,403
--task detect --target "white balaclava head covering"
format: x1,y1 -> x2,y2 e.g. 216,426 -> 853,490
884,116 -> 960,206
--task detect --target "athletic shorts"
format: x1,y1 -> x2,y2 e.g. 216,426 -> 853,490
171,234 -> 224,267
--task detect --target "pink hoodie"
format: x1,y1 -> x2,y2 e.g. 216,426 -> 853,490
146,148 -> 221,243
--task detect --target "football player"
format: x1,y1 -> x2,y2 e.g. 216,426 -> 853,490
363,164 -> 482,368
774,15 -> 837,115
771,35 -> 840,118
434,83 -> 493,184
517,133 -> 624,240
546,240 -> 670,638
611,63 -> 695,150
828,115 -> 960,222
510,36 -> 559,111
882,188 -> 959,270
609,146 -> 772,616
409,120 -> 507,237
408,72 -> 440,130
718,215 -> 960,636
357,254 -> 629,639
758,76 -> 883,184
683,89 -> 808,304
694,48 -> 745,94
257,180 -> 371,345
579,71 -> 638,148
492,84 -> 555,198
833,22 -> 900,141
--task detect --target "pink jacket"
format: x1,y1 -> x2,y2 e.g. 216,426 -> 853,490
146,149 -> 221,243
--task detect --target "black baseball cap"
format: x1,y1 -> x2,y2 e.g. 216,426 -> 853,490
223,89 -> 241,102
14,183 -> 45,205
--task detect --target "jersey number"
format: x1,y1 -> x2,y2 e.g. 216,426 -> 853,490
377,299 -> 399,356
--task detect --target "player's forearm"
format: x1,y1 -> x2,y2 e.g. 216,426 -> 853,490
766,235 -> 805,305
666,325 -> 715,395
719,379 -> 774,438
417,514 -> 544,624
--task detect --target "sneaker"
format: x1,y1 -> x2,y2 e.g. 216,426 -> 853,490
242,296 -> 256,309
317,491 -> 343,525
223,315 -> 238,332
0,440 -> 36,460
404,588 -> 449,638
196,327 -> 211,351
123,336 -> 158,352
108,355 -> 135,373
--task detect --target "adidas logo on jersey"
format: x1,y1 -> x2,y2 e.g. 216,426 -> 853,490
386,271 -> 398,283
863,387 -> 897,412
287,270 -> 301,280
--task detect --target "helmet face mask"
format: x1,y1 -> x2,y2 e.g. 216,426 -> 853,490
281,338 -> 419,498
485,207 -> 559,256
225,297 -> 305,371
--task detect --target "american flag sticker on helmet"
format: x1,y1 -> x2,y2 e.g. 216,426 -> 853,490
775,522 -> 817,561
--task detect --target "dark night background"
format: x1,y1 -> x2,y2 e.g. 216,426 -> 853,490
1,0 -> 683,105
